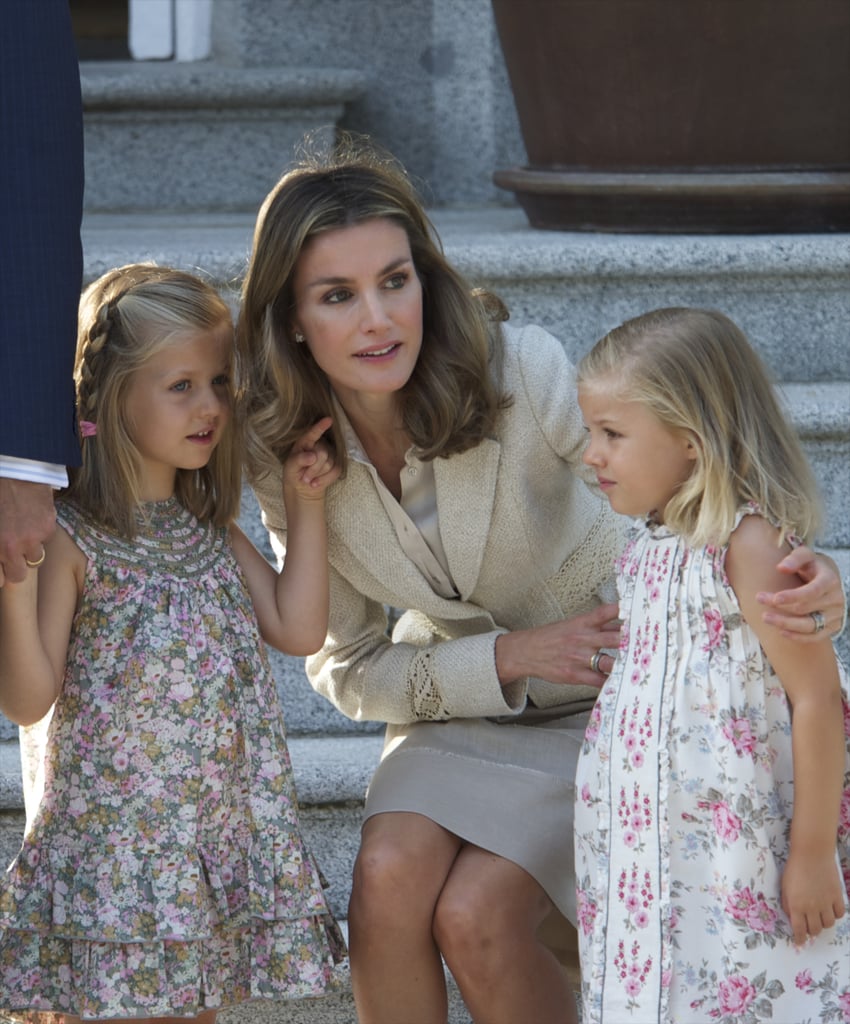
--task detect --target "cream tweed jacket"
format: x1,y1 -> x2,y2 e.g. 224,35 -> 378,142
252,323 -> 626,725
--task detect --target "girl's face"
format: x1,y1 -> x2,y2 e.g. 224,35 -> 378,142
579,385 -> 697,521
291,218 -> 424,412
124,323 -> 232,501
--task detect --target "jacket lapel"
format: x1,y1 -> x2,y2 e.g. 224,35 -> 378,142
326,439 -> 501,605
434,438 -> 501,600
325,464 -> 440,603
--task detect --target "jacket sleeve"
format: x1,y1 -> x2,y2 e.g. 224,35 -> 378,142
509,323 -> 600,490
305,563 -> 527,724
253,427 -> 529,726
0,2 -> 84,466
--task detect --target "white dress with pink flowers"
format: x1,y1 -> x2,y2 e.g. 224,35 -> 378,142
574,509 -> 850,1024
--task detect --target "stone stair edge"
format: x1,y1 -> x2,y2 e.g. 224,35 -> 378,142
780,382 -> 850,436
80,62 -> 368,108
80,208 -> 850,281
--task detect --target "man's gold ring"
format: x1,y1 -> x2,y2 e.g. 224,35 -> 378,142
25,547 -> 46,568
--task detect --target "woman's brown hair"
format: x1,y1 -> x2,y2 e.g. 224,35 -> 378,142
237,133 -> 511,482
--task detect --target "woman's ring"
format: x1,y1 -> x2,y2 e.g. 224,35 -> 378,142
810,610 -> 826,634
25,547 -> 46,568
590,651 -> 605,674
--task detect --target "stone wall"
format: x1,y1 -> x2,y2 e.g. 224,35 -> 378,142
209,0 -> 526,205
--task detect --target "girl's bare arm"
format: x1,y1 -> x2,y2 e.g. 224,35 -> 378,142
0,528 -> 82,725
727,515 -> 846,946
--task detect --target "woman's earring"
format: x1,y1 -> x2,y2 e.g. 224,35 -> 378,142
294,331 -> 305,344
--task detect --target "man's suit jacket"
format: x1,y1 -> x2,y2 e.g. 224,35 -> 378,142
253,323 -> 626,725
1,1 -> 84,465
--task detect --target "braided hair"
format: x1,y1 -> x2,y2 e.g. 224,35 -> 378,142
68,263 -> 240,536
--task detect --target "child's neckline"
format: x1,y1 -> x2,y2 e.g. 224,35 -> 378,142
140,494 -> 179,508
135,494 -> 184,526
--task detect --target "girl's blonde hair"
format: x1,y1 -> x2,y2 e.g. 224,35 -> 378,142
68,263 -> 240,536
577,307 -> 822,546
236,132 -> 511,481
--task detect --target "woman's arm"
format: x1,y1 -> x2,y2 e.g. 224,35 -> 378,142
306,567 -> 518,723
0,526 -> 81,725
727,516 -> 846,946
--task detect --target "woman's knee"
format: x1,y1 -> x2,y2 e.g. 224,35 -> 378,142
350,813 -> 458,923
432,878 -> 491,957
351,831 -> 412,908
433,851 -> 551,961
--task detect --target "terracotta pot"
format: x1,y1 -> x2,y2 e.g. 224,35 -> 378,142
492,0 -> 850,231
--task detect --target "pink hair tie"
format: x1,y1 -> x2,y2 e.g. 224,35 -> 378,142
80,420 -> 98,438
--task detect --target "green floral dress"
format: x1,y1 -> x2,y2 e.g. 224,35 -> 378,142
0,498 -> 345,1020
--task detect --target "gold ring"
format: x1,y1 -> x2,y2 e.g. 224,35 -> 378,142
810,610 -> 826,634
25,547 -> 46,568
590,651 -> 605,674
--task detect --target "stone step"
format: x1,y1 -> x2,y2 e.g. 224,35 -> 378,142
81,207 -> 850,382
80,63 -> 367,212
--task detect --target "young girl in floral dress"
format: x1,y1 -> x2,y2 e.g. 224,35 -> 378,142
574,307 -> 850,1023
0,264 -> 345,1022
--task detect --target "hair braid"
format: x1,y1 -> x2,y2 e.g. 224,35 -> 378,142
75,301 -> 117,423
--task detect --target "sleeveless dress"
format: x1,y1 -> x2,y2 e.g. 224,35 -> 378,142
0,498 -> 345,1020
574,507 -> 850,1024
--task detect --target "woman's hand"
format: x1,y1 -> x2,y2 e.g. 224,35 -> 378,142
756,546 -> 846,641
495,603 -> 621,690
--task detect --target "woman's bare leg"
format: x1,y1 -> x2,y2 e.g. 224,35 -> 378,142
349,811 -> 463,1024
434,846 -> 578,1024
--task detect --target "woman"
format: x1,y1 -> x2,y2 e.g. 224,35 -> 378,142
237,137 -> 845,1024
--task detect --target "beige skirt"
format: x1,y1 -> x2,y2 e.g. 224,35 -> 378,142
364,708 -> 591,956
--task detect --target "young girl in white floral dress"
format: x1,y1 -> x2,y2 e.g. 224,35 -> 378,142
574,307 -> 850,1024
0,264 -> 345,1022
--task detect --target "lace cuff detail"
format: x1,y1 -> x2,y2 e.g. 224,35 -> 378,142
405,648 -> 450,720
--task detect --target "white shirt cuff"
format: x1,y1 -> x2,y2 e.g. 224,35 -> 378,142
0,455 -> 68,489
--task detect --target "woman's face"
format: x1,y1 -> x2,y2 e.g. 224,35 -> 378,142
292,218 -> 424,409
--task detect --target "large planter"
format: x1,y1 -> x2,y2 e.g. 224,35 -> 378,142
492,0 -> 850,232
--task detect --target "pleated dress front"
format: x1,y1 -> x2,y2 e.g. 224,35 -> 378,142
0,498 -> 345,1020
575,510 -> 850,1024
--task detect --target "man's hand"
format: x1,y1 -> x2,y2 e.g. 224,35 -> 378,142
0,479 -> 56,585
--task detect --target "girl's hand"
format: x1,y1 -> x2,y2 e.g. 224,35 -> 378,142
283,417 -> 340,501
756,546 -> 846,641
495,603 -> 621,690
781,849 -> 846,946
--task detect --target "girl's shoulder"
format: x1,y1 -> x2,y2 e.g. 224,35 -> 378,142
55,498 -> 107,560
725,505 -> 796,599
730,502 -> 800,552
